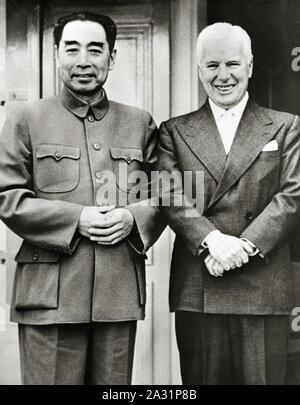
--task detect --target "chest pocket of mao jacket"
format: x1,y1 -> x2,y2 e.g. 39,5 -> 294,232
110,147 -> 143,193
35,144 -> 80,193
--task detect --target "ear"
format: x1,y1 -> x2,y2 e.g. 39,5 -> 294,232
248,57 -> 253,78
109,49 -> 117,71
198,66 -> 203,82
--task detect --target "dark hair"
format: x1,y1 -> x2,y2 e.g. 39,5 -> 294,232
54,11 -> 117,53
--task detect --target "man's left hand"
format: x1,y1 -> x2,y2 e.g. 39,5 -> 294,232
205,254 -> 225,277
89,208 -> 134,245
205,238 -> 255,277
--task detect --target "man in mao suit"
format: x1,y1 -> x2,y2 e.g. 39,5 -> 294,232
156,22 -> 300,384
0,12 -> 163,385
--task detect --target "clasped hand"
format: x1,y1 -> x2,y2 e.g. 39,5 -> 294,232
204,231 -> 254,277
78,206 -> 134,245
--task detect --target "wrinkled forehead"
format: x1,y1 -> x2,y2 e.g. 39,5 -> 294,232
60,20 -> 108,46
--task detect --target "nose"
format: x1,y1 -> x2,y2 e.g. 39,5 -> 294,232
218,64 -> 230,82
77,49 -> 91,68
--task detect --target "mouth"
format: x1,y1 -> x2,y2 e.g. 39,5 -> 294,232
72,74 -> 95,79
215,84 -> 236,93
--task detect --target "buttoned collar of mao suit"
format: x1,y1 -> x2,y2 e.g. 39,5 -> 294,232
60,85 -> 109,120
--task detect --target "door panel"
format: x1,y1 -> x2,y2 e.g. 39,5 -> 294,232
106,24 -> 152,110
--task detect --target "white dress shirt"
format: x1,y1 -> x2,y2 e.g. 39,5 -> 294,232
201,92 -> 261,258
209,92 -> 249,154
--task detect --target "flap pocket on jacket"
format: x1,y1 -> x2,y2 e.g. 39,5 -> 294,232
14,243 -> 61,310
35,144 -> 80,193
14,262 -> 60,310
110,147 -> 143,164
110,147 -> 144,194
259,150 -> 280,159
36,144 -> 80,161
15,243 -> 61,263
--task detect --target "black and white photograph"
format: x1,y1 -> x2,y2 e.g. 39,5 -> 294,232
0,0 -> 300,393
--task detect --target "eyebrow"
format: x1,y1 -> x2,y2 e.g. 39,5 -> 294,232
205,58 -> 241,64
63,40 -> 105,48
88,41 -> 105,48
63,41 -> 80,46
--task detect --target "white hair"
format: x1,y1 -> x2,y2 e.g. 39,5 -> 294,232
196,22 -> 253,66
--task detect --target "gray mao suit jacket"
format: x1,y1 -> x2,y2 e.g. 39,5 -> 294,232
0,87 -> 164,325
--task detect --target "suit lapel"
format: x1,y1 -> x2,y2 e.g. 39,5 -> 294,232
208,101 -> 279,208
175,102 -> 227,183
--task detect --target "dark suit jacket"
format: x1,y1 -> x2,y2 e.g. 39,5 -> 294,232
157,100 -> 300,315
0,87 -> 163,324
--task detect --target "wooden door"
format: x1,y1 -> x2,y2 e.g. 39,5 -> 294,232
2,0 -> 181,385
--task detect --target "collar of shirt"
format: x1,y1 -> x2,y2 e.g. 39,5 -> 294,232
60,86 -> 109,120
208,91 -> 249,123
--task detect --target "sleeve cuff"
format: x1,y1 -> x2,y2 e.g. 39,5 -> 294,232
240,238 -> 264,258
127,222 -> 147,257
198,230 -> 220,256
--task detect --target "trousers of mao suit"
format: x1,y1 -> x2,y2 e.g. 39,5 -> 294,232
18,321 -> 137,385
175,311 -> 290,385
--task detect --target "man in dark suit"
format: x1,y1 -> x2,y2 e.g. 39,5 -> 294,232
156,22 -> 300,384
0,12 -> 162,385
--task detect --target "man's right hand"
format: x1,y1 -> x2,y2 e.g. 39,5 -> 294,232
77,206 -> 115,238
204,230 -> 249,269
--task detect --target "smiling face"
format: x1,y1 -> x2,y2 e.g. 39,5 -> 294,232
57,20 -> 116,100
198,37 -> 253,109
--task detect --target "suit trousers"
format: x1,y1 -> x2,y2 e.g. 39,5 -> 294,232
175,311 -> 290,385
18,321 -> 137,385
